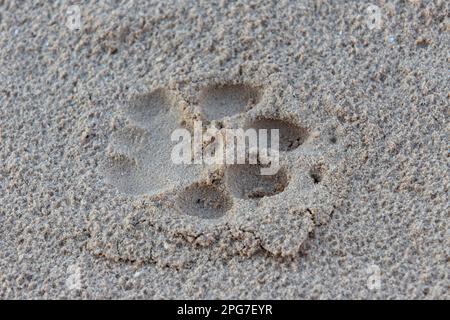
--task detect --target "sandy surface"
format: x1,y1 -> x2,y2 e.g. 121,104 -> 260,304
0,0 -> 448,299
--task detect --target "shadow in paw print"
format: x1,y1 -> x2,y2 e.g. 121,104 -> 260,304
309,163 -> 325,184
225,164 -> 289,199
246,117 -> 309,152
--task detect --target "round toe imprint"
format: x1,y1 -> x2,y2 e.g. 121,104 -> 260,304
199,84 -> 261,120
246,118 -> 308,152
125,88 -> 177,129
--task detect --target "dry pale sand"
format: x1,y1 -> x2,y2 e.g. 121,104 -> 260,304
0,0 -> 448,299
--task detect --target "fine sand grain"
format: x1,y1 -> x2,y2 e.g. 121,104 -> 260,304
0,0 -> 448,299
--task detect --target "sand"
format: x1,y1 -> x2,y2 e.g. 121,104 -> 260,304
0,0 -> 448,299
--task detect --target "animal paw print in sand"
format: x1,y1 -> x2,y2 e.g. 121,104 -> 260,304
102,88 -> 204,195
89,81 -> 346,267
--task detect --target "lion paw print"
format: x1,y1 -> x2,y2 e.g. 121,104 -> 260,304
88,81 -> 347,267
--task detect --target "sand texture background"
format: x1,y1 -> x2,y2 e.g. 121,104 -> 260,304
0,0 -> 449,299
